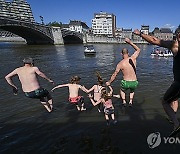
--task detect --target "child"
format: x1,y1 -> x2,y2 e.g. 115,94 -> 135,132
86,72 -> 104,112
88,85 -> 117,125
51,76 -> 87,111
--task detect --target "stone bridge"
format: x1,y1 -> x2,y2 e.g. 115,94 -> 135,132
0,16 -> 84,45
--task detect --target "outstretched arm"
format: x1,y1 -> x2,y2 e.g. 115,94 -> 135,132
134,29 -> 161,46
51,84 -> 69,91
106,63 -> 121,85
80,85 -> 89,93
125,38 -> 141,59
34,67 -> 54,84
84,85 -> 95,93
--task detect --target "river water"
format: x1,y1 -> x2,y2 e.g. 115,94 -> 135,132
0,42 -> 179,153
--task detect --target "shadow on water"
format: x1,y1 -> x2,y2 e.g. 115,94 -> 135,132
0,97 -> 180,154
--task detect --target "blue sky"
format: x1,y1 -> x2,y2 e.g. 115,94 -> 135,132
27,0 -> 180,32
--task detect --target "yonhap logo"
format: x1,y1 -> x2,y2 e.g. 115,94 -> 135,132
147,132 -> 161,149
147,132 -> 180,149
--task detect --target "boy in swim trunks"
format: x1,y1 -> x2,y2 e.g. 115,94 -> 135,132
51,76 -> 88,111
106,38 -> 140,107
5,57 -> 54,112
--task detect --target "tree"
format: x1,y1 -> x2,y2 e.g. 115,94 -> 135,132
47,21 -> 62,27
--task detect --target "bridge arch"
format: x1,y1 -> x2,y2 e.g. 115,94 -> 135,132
1,25 -> 54,45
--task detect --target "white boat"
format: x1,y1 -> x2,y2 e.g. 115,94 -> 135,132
151,47 -> 173,57
84,45 -> 96,55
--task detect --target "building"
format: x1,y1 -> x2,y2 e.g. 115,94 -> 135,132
0,0 -> 35,23
152,27 -> 173,40
62,20 -> 89,33
91,12 -> 116,37
132,25 -> 150,42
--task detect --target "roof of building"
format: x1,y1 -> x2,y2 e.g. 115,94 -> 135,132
69,20 -> 89,29
160,28 -> 173,33
122,28 -> 132,32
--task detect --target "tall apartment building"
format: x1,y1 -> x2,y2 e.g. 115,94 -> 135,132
92,12 -> 116,37
0,0 -> 35,23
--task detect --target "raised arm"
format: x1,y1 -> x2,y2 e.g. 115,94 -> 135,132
51,84 -> 69,91
125,38 -> 141,59
106,62 -> 121,85
134,29 -> 161,46
34,67 -> 54,84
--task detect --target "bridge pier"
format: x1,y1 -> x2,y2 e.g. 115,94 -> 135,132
51,27 -> 64,45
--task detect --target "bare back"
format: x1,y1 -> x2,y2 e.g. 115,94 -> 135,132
68,84 -> 81,98
118,57 -> 137,81
16,66 -> 40,92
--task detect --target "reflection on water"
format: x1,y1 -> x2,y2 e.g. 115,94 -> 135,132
0,42 -> 175,153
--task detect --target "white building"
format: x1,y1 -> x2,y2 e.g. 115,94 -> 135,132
0,0 -> 35,23
92,12 -> 116,37
62,20 -> 89,33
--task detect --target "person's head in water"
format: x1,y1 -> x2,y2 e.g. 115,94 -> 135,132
121,48 -> 129,58
70,76 -> 81,84
175,27 -> 180,41
23,57 -> 34,66
96,71 -> 104,86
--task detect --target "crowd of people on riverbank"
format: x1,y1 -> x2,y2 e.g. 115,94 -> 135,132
5,28 -> 180,136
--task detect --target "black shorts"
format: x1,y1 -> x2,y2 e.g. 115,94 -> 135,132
163,81 -> 180,103
25,88 -> 51,101
104,107 -> 114,115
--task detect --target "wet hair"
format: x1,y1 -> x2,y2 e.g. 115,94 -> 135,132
121,48 -> 129,55
175,27 -> 180,35
23,57 -> 34,64
70,75 -> 81,84
101,88 -> 111,101
95,71 -> 104,85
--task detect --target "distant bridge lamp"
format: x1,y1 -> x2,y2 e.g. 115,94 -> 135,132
39,16 -> 44,25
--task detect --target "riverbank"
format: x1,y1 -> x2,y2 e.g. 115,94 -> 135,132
0,37 -> 25,42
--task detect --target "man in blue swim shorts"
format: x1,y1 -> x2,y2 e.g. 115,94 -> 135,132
5,57 -> 54,112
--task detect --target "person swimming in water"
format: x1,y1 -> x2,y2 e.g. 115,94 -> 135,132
51,75 -> 87,111
88,85 -> 117,126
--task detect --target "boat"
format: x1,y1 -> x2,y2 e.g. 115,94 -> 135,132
151,47 -> 173,57
84,45 -> 96,56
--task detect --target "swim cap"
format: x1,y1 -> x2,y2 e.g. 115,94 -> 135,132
23,57 -> 34,64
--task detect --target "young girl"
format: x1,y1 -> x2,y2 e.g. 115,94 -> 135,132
89,85 -> 117,125
86,72 -> 104,112
51,76 -> 87,111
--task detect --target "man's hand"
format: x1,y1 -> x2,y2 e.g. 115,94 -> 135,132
133,29 -> 141,35
12,86 -> 18,95
125,38 -> 131,44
